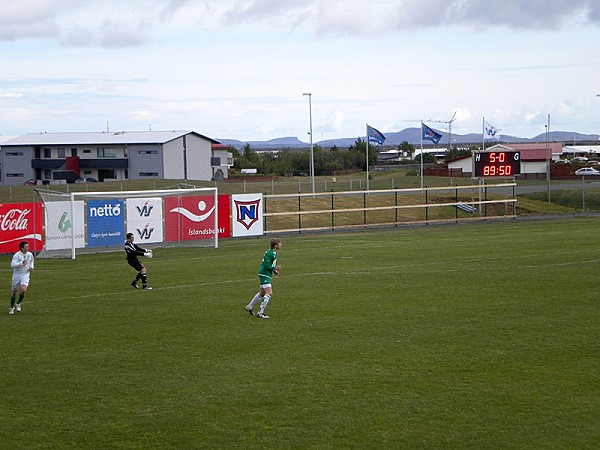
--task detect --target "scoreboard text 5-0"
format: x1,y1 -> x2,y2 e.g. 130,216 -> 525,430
473,151 -> 520,177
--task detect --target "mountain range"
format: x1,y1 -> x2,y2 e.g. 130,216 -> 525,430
218,128 -> 599,150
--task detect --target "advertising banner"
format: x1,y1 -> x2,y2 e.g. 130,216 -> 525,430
232,194 -> 263,237
86,199 -> 124,247
164,194 -> 231,242
0,202 -> 44,254
126,197 -> 164,244
44,201 -> 85,250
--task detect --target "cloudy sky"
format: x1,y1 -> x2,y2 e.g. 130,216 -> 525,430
1,0 -> 599,142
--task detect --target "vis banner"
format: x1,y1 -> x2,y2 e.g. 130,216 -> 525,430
232,194 -> 263,237
0,202 -> 44,254
126,197 -> 164,244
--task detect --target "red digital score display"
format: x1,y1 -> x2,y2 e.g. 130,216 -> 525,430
473,151 -> 520,177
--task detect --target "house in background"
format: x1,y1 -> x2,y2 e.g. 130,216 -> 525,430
0,130 -> 231,186
447,142 -> 564,178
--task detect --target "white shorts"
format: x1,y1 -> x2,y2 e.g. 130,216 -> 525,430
260,283 -> 272,289
12,273 -> 30,290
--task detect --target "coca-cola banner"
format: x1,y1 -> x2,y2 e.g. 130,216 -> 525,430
0,202 -> 44,254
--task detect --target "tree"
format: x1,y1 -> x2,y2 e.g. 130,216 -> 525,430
243,143 -> 253,160
418,152 -> 436,164
348,137 -> 378,171
445,147 -> 471,162
398,141 -> 415,159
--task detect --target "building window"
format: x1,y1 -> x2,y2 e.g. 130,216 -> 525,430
57,148 -> 65,158
138,150 -> 158,155
97,148 -> 117,158
44,169 -> 52,179
83,170 -> 92,175
5,152 -> 23,156
83,149 -> 91,154
139,172 -> 159,177
6,173 -> 24,177
43,148 -> 51,158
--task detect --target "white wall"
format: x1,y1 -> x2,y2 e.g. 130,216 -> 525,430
447,158 -> 472,173
185,134 -> 212,181
163,138 -> 185,179
522,161 -> 547,174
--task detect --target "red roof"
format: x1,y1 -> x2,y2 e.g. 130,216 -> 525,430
488,143 -> 562,161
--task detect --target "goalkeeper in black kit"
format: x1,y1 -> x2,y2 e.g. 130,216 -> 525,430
124,232 -> 153,290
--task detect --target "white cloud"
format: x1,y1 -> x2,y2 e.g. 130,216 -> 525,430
0,0 -> 599,140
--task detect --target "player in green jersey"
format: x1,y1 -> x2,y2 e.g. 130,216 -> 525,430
245,238 -> 282,319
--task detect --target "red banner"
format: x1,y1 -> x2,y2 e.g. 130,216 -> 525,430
0,202 -> 44,254
164,194 -> 230,242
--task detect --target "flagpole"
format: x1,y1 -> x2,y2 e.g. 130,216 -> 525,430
366,123 -> 369,191
546,113 -> 551,203
482,117 -> 485,150
420,122 -> 424,190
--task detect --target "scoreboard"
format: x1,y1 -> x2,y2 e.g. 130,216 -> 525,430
473,151 -> 520,177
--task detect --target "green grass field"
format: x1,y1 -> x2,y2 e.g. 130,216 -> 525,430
1,218 -> 598,449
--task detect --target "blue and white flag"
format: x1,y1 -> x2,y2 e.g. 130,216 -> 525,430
367,124 -> 386,145
422,123 -> 442,144
484,120 -> 501,140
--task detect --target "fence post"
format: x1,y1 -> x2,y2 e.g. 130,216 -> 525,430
298,191 -> 302,233
484,185 -> 488,217
455,188 -> 458,221
331,190 -> 334,230
363,191 -> 367,227
395,189 -> 398,225
582,177 -> 586,211
425,186 -> 428,223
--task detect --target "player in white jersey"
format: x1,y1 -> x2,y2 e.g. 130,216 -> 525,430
9,241 -> 34,315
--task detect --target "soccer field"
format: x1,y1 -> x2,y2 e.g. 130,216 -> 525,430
1,218 -> 598,449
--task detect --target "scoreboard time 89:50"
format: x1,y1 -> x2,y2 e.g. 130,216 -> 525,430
473,151 -> 521,177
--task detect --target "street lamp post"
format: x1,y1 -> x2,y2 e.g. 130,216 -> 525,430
303,93 -> 315,194
546,114 -> 551,203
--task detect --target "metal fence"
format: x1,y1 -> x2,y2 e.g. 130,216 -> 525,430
263,183 -> 517,233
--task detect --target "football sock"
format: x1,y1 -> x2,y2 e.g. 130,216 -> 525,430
258,294 -> 271,314
10,295 -> 16,307
141,274 -> 148,286
136,273 -> 143,281
247,293 -> 262,309
17,293 -> 25,304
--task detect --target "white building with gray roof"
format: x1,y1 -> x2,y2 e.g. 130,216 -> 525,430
0,130 -> 230,186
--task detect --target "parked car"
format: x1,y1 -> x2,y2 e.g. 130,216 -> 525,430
574,167 -> 600,176
23,179 -> 37,185
572,156 -> 589,162
75,177 -> 98,183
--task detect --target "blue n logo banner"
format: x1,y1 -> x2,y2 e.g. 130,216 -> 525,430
232,194 -> 263,237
